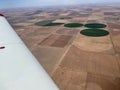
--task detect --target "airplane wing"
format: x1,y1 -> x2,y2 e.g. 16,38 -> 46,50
0,14 -> 59,90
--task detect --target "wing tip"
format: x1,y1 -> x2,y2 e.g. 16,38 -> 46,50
0,46 -> 5,49
0,13 -> 4,17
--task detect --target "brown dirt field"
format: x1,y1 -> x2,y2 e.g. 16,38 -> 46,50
53,19 -> 70,23
51,35 -> 72,48
73,34 -> 114,54
86,73 -> 120,90
111,34 -> 120,53
52,67 -> 87,90
16,26 -> 58,49
104,12 -> 116,15
56,28 -> 79,36
110,29 -> 120,36
53,46 -> 120,90
60,46 -> 120,77
40,35 -> 72,48
70,17 -> 88,23
39,35 -> 59,46
116,54 -> 120,70
108,23 -> 120,29
32,47 -> 65,75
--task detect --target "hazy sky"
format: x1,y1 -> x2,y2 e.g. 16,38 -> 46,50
0,0 -> 120,9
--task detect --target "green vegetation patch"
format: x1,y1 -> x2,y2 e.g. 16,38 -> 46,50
60,17 -> 72,19
84,23 -> 107,28
64,23 -> 83,28
80,29 -> 109,37
44,23 -> 64,26
35,20 -> 64,26
35,20 -> 53,26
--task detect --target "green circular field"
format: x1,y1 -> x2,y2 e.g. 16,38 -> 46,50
35,20 -> 53,26
60,17 -> 72,19
80,29 -> 109,37
35,20 -> 64,26
84,23 -> 107,28
64,23 -> 83,28
44,23 -> 64,26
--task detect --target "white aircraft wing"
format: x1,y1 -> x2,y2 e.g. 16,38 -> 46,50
0,14 -> 59,90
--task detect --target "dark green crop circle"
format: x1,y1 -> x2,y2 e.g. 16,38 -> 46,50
43,23 -> 64,26
35,20 -> 64,26
84,23 -> 107,28
64,23 -> 83,28
80,29 -> 109,37
35,20 -> 53,26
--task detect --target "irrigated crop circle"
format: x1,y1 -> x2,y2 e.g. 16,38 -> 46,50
64,23 -> 83,28
80,29 -> 109,37
35,20 -> 64,26
84,23 -> 107,28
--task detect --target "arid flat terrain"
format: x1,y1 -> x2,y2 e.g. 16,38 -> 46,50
2,3 -> 120,90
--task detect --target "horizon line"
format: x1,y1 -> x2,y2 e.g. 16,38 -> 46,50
0,2 -> 120,10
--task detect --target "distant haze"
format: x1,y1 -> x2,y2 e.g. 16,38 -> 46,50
0,0 -> 120,9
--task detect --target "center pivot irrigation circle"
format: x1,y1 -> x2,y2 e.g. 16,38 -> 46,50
80,29 -> 109,37
64,23 -> 83,28
84,23 -> 107,28
35,20 -> 64,26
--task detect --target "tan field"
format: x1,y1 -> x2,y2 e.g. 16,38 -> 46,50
2,3 -> 120,90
